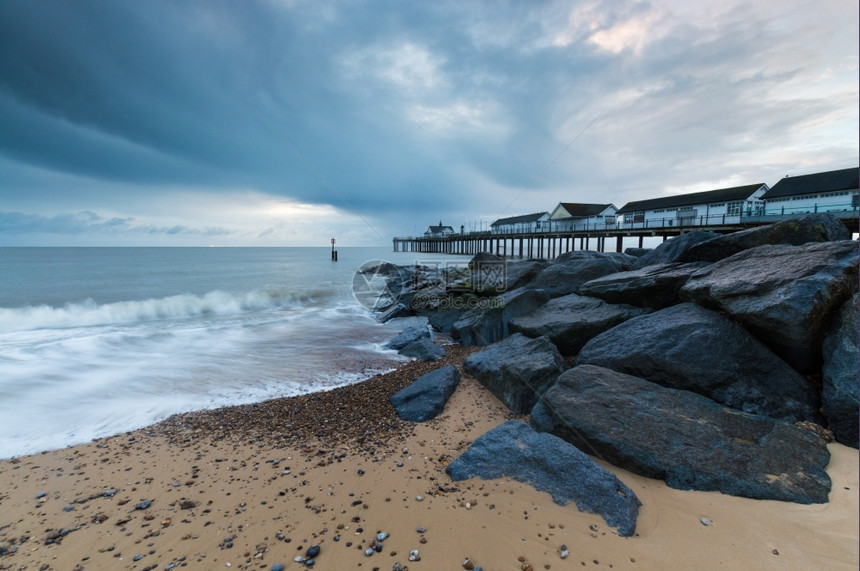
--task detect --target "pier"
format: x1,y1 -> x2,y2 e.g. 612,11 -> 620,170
393,211 -> 859,258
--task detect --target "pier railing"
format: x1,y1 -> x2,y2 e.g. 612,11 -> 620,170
393,206 -> 858,257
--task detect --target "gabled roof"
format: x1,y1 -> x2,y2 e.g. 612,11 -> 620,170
616,183 -> 766,214
555,203 -> 615,218
426,225 -> 454,233
762,167 -> 859,199
490,212 -> 548,227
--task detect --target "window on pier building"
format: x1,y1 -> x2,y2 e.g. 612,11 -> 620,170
727,201 -> 743,216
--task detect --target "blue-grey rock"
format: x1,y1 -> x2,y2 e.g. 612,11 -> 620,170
305,545 -> 320,558
389,366 -> 461,422
509,293 -> 650,354
680,213 -> 851,263
386,326 -> 430,350
633,230 -> 721,269
578,262 -> 710,309
420,301 -> 471,335
502,259 -> 551,291
451,287 -> 550,346
574,303 -> 820,423
624,247 -> 651,258
821,293 -> 859,448
680,240 -> 859,373
377,302 -> 412,323
454,256 -> 548,293
463,334 -> 567,414
526,251 -> 634,298
446,420 -> 641,537
451,252 -> 506,294
532,364 -> 832,504
399,338 -> 445,362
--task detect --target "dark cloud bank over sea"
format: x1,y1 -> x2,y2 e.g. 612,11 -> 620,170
0,0 -> 857,245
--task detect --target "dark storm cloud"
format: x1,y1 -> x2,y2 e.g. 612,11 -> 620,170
0,1 -> 480,201
0,0 -> 857,244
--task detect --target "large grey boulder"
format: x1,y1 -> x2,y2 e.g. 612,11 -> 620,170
531,365 -> 832,504
633,230 -> 721,268
574,303 -> 819,422
451,287 -> 550,346
525,251 -> 634,298
821,293 -> 859,448
446,421 -> 641,537
389,366 -> 460,422
681,213 -> 851,263
467,251 -> 505,268
385,325 -> 430,350
463,334 -> 567,414
509,293 -> 650,355
578,262 -> 710,309
502,259 -> 550,291
448,257 -> 548,294
377,266 -> 432,319
680,240 -> 859,373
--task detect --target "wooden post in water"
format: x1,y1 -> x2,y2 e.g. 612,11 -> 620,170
331,238 -> 338,261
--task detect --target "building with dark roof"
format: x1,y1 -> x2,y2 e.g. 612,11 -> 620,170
490,212 -> 549,233
423,221 -> 455,237
547,203 -> 617,231
616,183 -> 768,228
762,167 -> 859,215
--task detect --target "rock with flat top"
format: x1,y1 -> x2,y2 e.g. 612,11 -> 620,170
525,251 -> 634,298
386,326 -> 430,350
680,240 -> 859,373
509,293 -> 650,354
578,262 -> 709,309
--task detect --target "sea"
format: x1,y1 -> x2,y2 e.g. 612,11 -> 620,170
0,246 -> 466,459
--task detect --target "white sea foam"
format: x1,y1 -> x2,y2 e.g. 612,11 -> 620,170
0,287 -> 335,332
0,246 -> 447,459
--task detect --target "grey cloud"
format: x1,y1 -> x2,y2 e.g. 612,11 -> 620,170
0,0 -> 856,242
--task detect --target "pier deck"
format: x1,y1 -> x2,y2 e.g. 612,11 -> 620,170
393,212 -> 859,258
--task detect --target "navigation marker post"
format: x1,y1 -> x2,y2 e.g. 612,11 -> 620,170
331,238 -> 338,261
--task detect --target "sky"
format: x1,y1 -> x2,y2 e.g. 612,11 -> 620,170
1,0 -> 857,246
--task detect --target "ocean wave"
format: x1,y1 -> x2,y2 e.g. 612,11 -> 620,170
0,287 -> 336,332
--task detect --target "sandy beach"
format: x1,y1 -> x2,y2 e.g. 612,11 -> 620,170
0,344 -> 857,571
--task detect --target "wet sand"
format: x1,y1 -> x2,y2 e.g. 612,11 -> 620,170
0,345 -> 857,570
